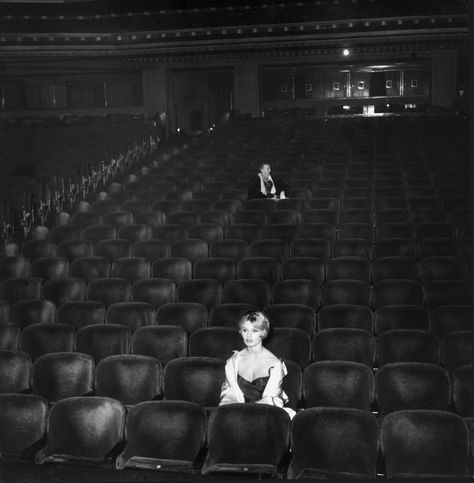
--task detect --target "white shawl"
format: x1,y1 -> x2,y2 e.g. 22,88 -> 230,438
259,173 -> 276,196
219,350 -> 295,419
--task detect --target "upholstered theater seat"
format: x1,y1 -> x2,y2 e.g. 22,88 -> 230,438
102,210 -> 134,227
93,239 -> 131,261
263,303 -> 316,335
188,327 -> 242,360
372,256 -> 418,282
31,352 -> 94,402
156,302 -> 207,333
0,393 -> 48,460
0,256 -> 31,280
374,304 -> 430,334
21,240 -> 58,261
372,279 -> 424,308
0,324 -> 20,351
132,325 -> 188,365
56,300 -> 105,330
0,277 -> 42,304
272,279 -> 320,309
326,257 -> 371,282
429,305 -> 472,338
106,301 -> 156,332
375,362 -> 451,417
452,364 -> 473,417
302,360 -> 374,411
36,396 -> 126,467
440,330 -> 472,373
70,256 -> 110,283
223,279 -> 271,309
265,327 -> 312,368
10,299 -> 55,329
115,400 -> 207,472
163,356 -> 225,408
131,278 -> 176,308
312,328 -> 375,366
202,403 -> 291,477
320,280 -> 371,307
86,278 -> 131,306
287,407 -> 379,479
76,323 -> 131,363
375,329 -> 439,367
381,409 -> 470,477
20,323 -> 75,361
57,239 -> 92,261
318,304 -> 373,332
94,354 -> 162,406
0,350 -> 32,393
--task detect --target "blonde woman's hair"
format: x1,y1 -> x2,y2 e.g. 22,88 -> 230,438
238,311 -> 270,339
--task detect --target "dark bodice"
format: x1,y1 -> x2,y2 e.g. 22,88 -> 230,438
237,375 -> 270,403
263,178 -> 274,193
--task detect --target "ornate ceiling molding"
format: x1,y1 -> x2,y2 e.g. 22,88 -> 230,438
0,0 -> 468,69
0,14 -> 467,51
0,30 -> 467,64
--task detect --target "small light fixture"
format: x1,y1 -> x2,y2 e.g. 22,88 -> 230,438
343,48 -> 350,56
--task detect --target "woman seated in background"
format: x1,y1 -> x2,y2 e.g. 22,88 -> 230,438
247,162 -> 289,200
219,311 -> 295,419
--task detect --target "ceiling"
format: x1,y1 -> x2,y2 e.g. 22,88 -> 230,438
0,0 -> 468,17
0,0 -> 468,70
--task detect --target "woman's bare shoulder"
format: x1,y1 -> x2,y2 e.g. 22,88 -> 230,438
261,347 -> 280,364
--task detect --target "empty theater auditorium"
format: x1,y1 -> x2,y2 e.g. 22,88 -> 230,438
0,0 -> 472,481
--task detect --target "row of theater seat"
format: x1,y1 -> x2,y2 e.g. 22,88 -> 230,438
1,253 -> 470,285
0,350 -> 471,416
106,188 -> 469,213
99,195 -> 469,220
1,322 -> 470,373
114,159 -> 469,200
1,394 -> 472,478
15,216 -> 471,244
120,147 -> 468,197
80,196 -> 469,227
7,230 -> 471,258
116,166 -> 468,198
65,207 -> 468,246
0,299 -> 470,337
118,175 -> 467,192
118,161 -> 466,182
1,117 -> 469,478
56,206 -> 470,239
0,276 -> 470,310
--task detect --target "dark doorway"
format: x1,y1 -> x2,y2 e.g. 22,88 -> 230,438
369,72 -> 387,97
190,110 -> 203,131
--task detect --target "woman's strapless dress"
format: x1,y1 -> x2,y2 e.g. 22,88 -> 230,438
237,375 -> 270,403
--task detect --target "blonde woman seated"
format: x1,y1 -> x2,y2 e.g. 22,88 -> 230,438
219,311 -> 295,419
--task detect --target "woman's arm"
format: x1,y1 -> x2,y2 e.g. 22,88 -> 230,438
274,177 -> 290,198
219,352 -> 245,405
247,177 -> 266,199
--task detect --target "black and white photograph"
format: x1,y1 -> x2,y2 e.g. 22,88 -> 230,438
0,1 -> 471,482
